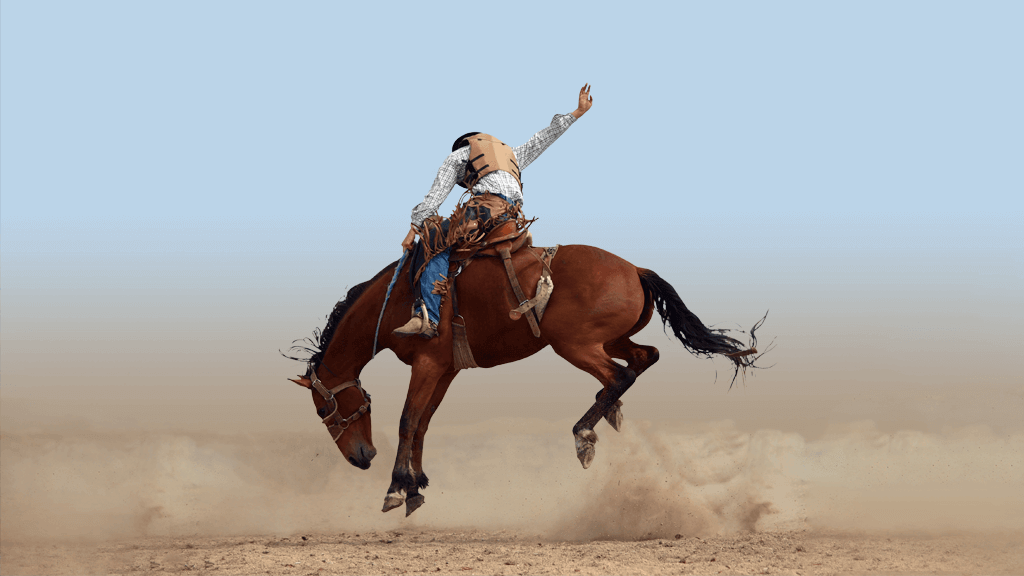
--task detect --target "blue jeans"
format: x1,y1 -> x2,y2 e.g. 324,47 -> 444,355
420,192 -> 515,324
420,246 -> 451,323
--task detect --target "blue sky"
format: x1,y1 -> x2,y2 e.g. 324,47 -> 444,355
2,2 -> 1021,413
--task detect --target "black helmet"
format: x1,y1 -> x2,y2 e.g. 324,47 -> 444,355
451,132 -> 480,152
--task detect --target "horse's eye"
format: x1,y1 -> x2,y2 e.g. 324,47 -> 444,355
317,407 -> 326,417
367,405 -> 372,415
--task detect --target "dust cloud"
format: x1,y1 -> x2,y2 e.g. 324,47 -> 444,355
3,391 -> 1021,545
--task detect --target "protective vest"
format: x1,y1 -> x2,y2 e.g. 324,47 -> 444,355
459,134 -> 522,190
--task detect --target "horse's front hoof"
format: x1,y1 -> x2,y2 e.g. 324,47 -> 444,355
605,400 -> 624,432
405,494 -> 425,517
382,492 -> 405,513
574,429 -> 598,469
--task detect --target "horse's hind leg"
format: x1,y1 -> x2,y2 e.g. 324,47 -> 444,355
404,369 -> 458,517
553,343 -> 638,469
593,281 -> 658,431
600,338 -> 660,431
593,389 -> 625,432
605,339 -> 660,377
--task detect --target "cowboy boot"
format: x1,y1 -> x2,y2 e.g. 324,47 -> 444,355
393,302 -> 437,338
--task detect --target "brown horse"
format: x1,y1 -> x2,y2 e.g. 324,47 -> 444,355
287,244 -> 764,516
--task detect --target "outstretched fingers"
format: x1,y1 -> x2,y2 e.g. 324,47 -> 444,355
578,83 -> 593,112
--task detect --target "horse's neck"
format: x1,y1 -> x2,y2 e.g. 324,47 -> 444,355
321,275 -> 390,378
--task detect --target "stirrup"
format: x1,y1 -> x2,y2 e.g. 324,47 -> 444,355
419,319 -> 438,339
413,302 -> 438,339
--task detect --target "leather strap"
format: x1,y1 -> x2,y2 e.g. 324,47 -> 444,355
310,367 -> 361,401
498,244 -> 541,337
452,226 -> 532,261
309,366 -> 369,442
448,274 -> 478,370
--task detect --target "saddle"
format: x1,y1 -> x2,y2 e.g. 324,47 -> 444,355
405,194 -> 557,369
446,220 -> 558,370
451,220 -> 532,261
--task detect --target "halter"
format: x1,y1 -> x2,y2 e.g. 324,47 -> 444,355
309,365 -> 371,443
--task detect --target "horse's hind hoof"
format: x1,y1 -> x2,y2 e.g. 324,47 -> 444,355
605,400 -> 624,432
405,494 -> 425,517
382,492 -> 405,513
574,429 -> 598,469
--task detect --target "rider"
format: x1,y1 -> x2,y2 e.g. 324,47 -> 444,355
394,84 -> 594,338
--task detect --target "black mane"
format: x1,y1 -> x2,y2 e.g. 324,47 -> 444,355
283,259 -> 399,377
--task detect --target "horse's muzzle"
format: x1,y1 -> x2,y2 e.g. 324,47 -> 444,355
348,445 -> 376,470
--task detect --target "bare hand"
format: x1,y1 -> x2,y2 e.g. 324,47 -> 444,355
401,228 -> 416,251
572,83 -> 593,118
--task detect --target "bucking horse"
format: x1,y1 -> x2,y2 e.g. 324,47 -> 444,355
285,226 -> 768,517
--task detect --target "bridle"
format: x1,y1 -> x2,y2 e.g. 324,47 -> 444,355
308,365 -> 371,442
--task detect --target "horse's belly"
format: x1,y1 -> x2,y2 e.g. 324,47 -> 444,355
455,245 -> 643,360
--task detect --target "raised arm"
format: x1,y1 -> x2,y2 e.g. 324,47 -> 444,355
514,83 -> 593,171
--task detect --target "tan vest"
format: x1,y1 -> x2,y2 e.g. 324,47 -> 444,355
459,134 -> 522,190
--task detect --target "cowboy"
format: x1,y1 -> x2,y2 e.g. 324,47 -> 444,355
394,84 -> 594,338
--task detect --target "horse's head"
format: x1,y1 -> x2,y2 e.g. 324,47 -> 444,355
291,368 -> 376,469
284,260 -> 404,470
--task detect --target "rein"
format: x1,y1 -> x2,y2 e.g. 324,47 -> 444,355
309,365 -> 371,442
372,249 -> 408,358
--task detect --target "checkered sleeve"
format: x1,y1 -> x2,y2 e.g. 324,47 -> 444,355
411,147 -> 470,226
513,113 -> 577,171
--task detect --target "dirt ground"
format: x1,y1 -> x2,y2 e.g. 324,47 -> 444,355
3,383 -> 1023,576
3,528 -> 1023,575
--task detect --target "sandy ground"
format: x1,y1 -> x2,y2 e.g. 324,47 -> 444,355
3,383 -> 1023,575
4,528 -> 1024,575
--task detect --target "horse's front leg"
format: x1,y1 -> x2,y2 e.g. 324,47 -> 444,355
382,359 -> 448,513
403,369 -> 459,516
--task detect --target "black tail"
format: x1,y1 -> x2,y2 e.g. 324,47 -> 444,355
638,268 -> 770,386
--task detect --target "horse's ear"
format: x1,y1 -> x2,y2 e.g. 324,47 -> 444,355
289,377 -> 312,389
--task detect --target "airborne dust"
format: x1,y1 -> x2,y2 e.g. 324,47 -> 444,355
2,379 -> 1021,543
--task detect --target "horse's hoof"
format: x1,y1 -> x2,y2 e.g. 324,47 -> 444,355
605,400 -> 624,432
382,492 -> 405,513
574,429 -> 598,469
405,494 -> 425,517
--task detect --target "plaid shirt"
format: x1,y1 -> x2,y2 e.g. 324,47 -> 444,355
411,113 -> 577,225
